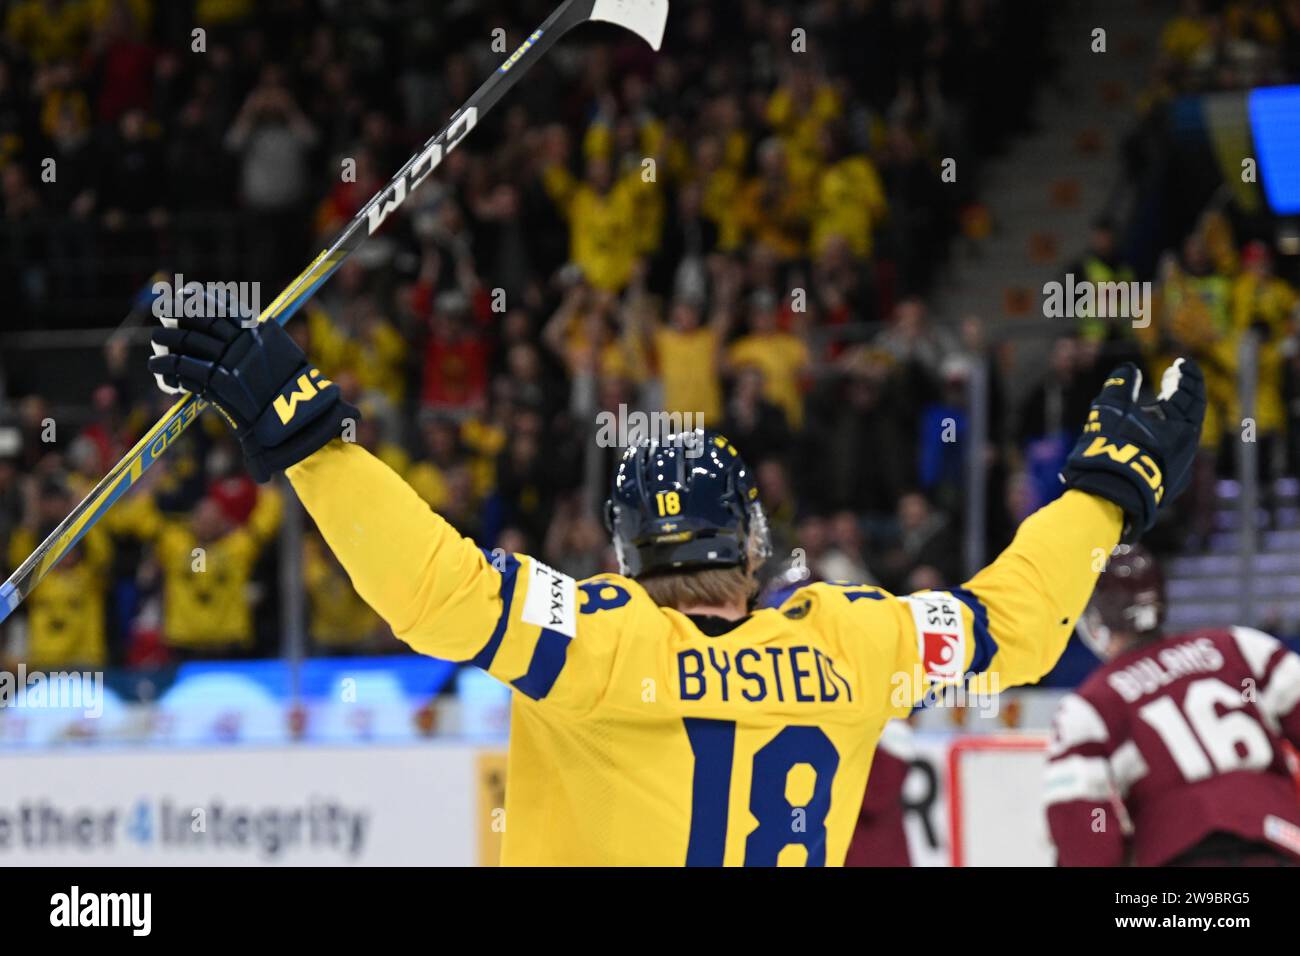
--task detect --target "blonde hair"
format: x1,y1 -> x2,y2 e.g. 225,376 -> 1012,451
639,565 -> 756,611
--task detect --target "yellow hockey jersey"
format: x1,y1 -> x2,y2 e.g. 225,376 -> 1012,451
288,441 -> 1122,866
7,526 -> 112,669
110,488 -> 282,650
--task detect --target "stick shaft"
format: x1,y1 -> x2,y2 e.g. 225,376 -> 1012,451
1,0 -> 612,624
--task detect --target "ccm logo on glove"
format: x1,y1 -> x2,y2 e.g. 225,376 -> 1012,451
1060,359 -> 1205,542
148,313 -> 358,483
275,369 -> 334,425
1079,422 -> 1164,501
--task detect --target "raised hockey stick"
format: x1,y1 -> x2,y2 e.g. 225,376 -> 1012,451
0,0 -> 669,624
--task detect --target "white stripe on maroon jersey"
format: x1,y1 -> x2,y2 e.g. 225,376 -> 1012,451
1048,692 -> 1109,757
1231,626 -> 1300,723
1044,754 -> 1113,805
1262,653 -> 1300,722
1231,626 -> 1281,677
1109,740 -> 1149,797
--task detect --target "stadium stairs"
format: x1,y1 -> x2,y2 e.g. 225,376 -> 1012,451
929,0 -> 1165,390
1166,478 -> 1300,634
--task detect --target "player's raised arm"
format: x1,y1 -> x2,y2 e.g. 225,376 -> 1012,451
286,440 -> 528,661
885,359 -> 1207,707
984,359 -> 1205,685
145,313 -> 598,691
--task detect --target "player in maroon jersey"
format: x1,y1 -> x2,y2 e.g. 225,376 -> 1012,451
1045,545 -> 1300,866
845,719 -> 914,866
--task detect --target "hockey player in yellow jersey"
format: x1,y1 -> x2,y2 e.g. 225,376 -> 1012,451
149,308 -> 1206,866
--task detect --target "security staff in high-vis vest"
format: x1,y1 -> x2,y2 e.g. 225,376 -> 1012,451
1073,219 -> 1137,344
148,309 -> 1206,865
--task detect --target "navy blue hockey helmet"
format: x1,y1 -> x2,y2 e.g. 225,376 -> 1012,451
605,429 -> 771,577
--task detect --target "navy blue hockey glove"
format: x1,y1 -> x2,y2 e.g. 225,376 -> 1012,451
148,315 -> 358,483
1061,358 -> 1205,543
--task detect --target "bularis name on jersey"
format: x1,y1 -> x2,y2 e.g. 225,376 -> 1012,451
1107,636 -> 1224,703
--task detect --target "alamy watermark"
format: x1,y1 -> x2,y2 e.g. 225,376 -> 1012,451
0,665 -> 104,719
595,405 -> 706,458
152,273 -> 262,327
1043,273 -> 1151,328
890,667 -> 1003,719
50,886 -> 151,936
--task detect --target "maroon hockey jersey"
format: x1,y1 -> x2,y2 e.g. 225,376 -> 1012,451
1045,627 -> 1300,866
845,720 -> 914,867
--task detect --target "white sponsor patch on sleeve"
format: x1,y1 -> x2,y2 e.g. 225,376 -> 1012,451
900,590 -> 968,684
520,559 -> 577,638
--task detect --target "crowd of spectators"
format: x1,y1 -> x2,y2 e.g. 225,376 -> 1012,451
4,0 -> 1297,675
1032,0 -> 1300,555
1036,215 -> 1300,555
1155,0 -> 1300,92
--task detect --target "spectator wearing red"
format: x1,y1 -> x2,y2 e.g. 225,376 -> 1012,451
421,290 -> 490,412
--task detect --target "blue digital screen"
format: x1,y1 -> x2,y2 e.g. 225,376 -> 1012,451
1248,85 -> 1300,215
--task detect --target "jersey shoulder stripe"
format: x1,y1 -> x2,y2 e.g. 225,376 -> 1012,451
948,587 -> 998,674
895,587 -> 997,684
494,565 -> 639,711
510,559 -> 580,700
511,627 -> 573,700
459,551 -> 594,705
469,550 -> 522,670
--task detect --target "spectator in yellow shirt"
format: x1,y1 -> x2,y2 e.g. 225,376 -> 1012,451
117,486 -> 282,657
303,532 -> 388,653
737,138 -> 813,263
648,298 -> 726,424
765,66 -> 842,193
692,134 -> 746,253
195,0 -> 253,27
725,291 -> 812,429
308,297 -> 408,406
542,280 -> 643,385
38,77 -> 92,143
460,401 -> 507,501
1159,1 -> 1215,67
586,110 -> 669,259
86,0 -> 151,31
1231,241 -> 1298,452
1223,0 -> 1285,50
1140,247 -> 1232,545
6,479 -> 111,669
541,125 -> 646,293
708,93 -> 752,174
812,123 -> 888,259
406,414 -> 464,512
5,0 -> 91,65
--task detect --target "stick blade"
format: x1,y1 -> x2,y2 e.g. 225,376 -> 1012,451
589,0 -> 669,50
